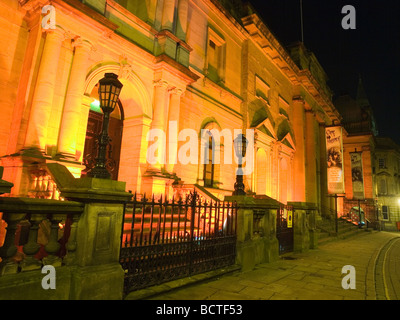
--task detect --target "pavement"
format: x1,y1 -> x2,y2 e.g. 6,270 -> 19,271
144,231 -> 400,300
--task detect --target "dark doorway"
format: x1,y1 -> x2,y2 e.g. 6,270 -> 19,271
203,135 -> 215,187
81,101 -> 123,180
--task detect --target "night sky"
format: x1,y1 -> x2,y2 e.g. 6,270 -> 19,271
248,0 -> 400,145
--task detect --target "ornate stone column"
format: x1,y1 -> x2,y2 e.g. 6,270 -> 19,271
292,96 -> 306,201
166,87 -> 183,174
56,38 -> 93,160
148,80 -> 170,172
24,27 -> 66,152
176,0 -> 189,41
161,0 -> 176,32
305,110 -> 318,204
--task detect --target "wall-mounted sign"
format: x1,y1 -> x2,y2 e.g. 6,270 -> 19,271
350,152 -> 364,199
325,126 -> 345,194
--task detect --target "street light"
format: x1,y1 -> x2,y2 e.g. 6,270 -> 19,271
87,73 -> 123,179
232,133 -> 248,196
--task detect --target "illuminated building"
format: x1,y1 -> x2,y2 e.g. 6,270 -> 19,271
0,0 -> 341,219
374,137 -> 400,231
334,77 -> 379,225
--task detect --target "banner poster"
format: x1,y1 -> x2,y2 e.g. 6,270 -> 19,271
325,126 -> 345,194
350,152 -> 364,199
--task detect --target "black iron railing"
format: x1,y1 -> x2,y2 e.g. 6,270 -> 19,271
119,191 -> 237,294
276,205 -> 294,254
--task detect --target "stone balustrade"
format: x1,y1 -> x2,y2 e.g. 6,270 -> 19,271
0,164 -> 132,300
0,197 -> 84,275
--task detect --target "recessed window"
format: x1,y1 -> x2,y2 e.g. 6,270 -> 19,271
379,178 -> 387,195
206,28 -> 226,83
203,135 -> 214,188
255,76 -> 270,104
379,158 -> 386,169
382,205 -> 389,220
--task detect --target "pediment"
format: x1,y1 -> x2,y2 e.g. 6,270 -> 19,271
254,118 -> 277,140
281,132 -> 296,150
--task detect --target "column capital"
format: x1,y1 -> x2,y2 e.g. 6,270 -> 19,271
42,25 -> 67,42
169,87 -> 185,96
19,0 -> 47,13
153,79 -> 169,89
72,37 -> 94,52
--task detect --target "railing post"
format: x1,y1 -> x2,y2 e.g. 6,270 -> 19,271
43,214 -> 64,267
189,191 -> 197,274
0,213 -> 25,275
63,214 -> 79,266
20,214 -> 43,271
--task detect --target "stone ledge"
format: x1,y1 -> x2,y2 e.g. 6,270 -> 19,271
124,265 -> 241,300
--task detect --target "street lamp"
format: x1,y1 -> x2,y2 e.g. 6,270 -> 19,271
232,133 -> 248,196
87,73 -> 123,179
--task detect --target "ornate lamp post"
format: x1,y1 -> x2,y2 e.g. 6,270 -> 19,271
233,133 -> 248,196
87,73 -> 123,179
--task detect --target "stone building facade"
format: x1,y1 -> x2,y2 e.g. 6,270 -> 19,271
0,0 -> 341,217
374,137 -> 400,231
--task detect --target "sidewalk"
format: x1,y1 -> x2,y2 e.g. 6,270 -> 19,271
146,231 -> 400,300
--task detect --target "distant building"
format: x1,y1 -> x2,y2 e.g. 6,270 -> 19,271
334,77 -> 378,226
375,137 -> 400,231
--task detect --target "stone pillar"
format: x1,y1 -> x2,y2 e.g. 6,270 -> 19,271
292,97 -> 306,201
25,27 -> 65,152
319,123 -> 331,216
289,202 -> 318,252
161,0 -> 176,31
176,0 -> 188,41
305,110 -> 318,204
225,196 -> 279,272
148,80 -> 170,171
231,196 -> 255,271
57,38 -> 92,160
46,163 -> 132,300
294,209 -> 309,253
166,88 -> 183,174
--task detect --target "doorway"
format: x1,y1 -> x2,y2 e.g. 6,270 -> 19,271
81,99 -> 124,180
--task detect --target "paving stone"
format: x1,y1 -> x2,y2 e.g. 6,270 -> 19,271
134,232 -> 400,301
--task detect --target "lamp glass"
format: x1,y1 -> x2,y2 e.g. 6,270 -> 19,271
98,73 -> 123,112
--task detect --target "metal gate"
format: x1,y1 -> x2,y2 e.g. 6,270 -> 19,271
119,191 -> 237,294
276,205 -> 294,254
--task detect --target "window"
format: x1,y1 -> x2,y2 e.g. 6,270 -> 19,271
379,158 -> 386,169
378,178 -> 387,195
203,135 -> 214,188
382,206 -> 389,220
206,28 -> 225,83
255,76 -> 270,104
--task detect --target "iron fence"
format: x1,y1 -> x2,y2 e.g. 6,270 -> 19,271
276,205 -> 294,254
119,191 -> 237,294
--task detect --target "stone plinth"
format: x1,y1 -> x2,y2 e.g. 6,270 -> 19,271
225,195 -> 280,272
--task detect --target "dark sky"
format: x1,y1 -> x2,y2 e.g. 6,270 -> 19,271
248,0 -> 400,145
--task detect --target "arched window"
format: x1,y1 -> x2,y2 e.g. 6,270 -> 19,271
203,134 -> 214,188
378,178 -> 387,195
